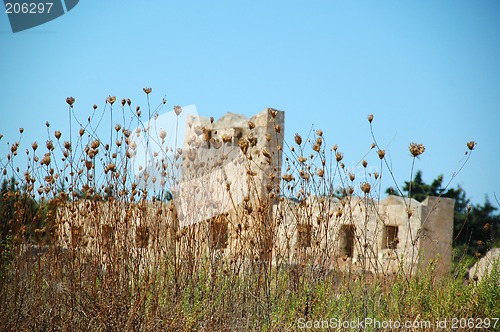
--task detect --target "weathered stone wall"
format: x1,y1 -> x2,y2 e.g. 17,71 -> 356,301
56,193 -> 455,276
57,199 -> 178,264
274,195 -> 454,276
418,196 -> 455,276
55,108 -> 456,277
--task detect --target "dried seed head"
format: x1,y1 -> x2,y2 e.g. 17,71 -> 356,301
409,142 -> 425,157
91,139 -> 100,149
360,182 -> 371,194
121,98 -> 126,106
46,140 -> 54,150
299,170 -> 310,180
238,138 -> 249,154
143,87 -> 152,94
274,124 -> 281,133
127,98 -> 131,106
333,144 -> 338,152
316,129 -> 323,137
115,124 -> 121,132
362,160 -> 368,168
312,144 -> 320,152
66,96 -> 75,106
54,130 -> 62,140
93,104 -> 98,110
210,116 -> 214,123
262,147 -> 271,159
371,143 -> 376,149
32,142 -> 38,151
159,130 -> 167,140
336,151 -> 343,162
46,121 -> 50,127
79,128 -> 85,136
193,126 -> 203,136
298,156 -> 307,163
211,139 -> 222,149
374,172 -> 379,180
316,168 -> 324,177
248,121 -> 255,130
10,143 -> 18,154
64,141 -> 71,150
174,105 -> 182,116
349,173 -> 355,181
294,134 -> 302,145
377,149 -> 385,159
19,128 -> 24,134
106,96 -> 116,105
41,153 -> 51,166
467,141 -> 476,150
282,173 -> 295,182
203,128 -> 212,142
107,163 -> 116,173
368,114 -> 374,123
270,109 -> 278,118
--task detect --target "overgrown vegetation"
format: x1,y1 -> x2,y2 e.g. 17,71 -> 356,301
0,90 -> 498,331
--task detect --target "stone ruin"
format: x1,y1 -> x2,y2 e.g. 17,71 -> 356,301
276,195 -> 454,276
173,108 -> 455,276
57,108 -> 456,276
173,108 -> 284,228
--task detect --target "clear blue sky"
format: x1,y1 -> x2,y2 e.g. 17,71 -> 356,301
1,1 -> 499,204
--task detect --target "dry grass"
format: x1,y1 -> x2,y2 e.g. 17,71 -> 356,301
0,91 -> 498,331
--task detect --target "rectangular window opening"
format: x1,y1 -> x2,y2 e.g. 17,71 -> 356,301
382,225 -> 399,249
339,225 -> 355,258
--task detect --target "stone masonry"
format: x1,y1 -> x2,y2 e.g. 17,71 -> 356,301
57,108 -> 456,276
